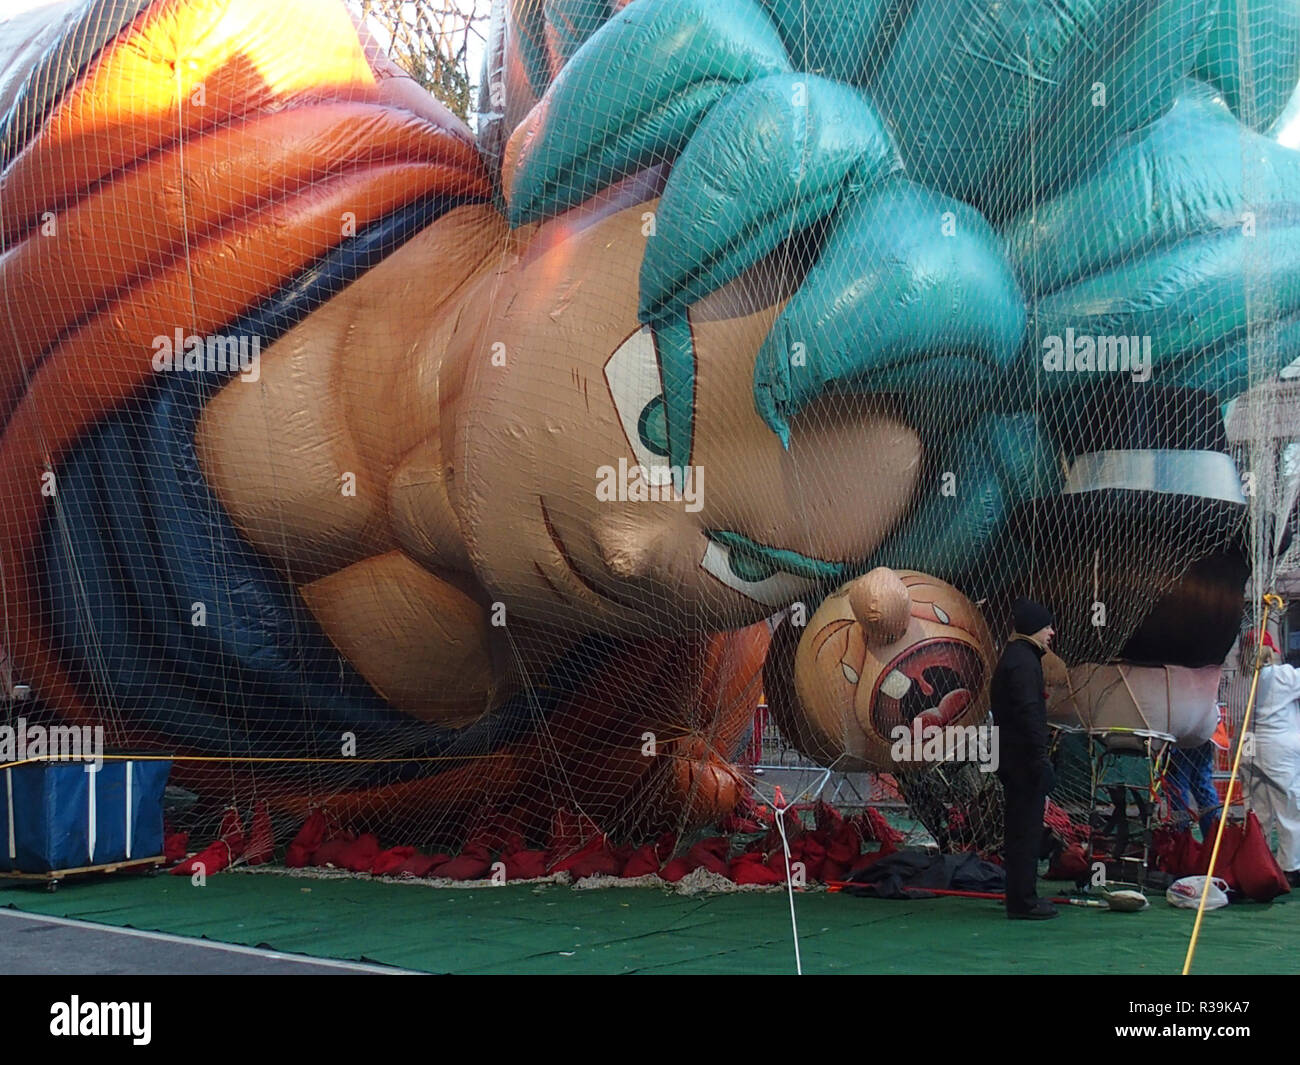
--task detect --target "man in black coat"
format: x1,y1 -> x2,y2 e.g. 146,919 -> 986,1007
991,598 -> 1058,920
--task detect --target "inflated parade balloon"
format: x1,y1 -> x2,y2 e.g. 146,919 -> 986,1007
2,0 -> 1297,855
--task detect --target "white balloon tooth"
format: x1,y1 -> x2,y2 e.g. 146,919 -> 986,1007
880,669 -> 911,700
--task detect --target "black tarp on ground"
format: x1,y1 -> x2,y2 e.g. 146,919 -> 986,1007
845,851 -> 1006,899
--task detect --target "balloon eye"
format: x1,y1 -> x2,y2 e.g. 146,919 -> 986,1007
699,540 -> 819,608
637,395 -> 670,457
932,603 -> 950,624
727,545 -> 778,583
605,328 -> 673,485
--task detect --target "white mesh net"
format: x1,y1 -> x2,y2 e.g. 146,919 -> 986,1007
2,0 -> 1297,883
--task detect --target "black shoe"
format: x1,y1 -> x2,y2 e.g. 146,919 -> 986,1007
1286,870 -> 1300,889
1008,902 -> 1060,920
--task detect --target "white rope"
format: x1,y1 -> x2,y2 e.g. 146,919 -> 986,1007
773,802 -> 804,976
741,765 -> 832,976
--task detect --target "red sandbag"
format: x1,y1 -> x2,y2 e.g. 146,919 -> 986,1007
815,801 -> 845,833
857,808 -> 904,845
170,840 -> 233,876
761,822 -> 799,856
370,846 -> 417,876
1176,831 -> 1203,875
503,849 -> 548,880
170,806 -> 247,875
556,840 -> 624,880
1160,827 -> 1202,876
434,845 -> 493,881
549,836 -> 605,874
481,829 -> 526,857
685,838 -> 731,878
1044,799 -> 1087,846
730,852 -> 785,885
338,833 -> 382,872
1046,842 -> 1089,880
546,808 -> 602,867
822,859 -> 850,884
826,823 -> 861,865
1197,819 -> 1243,890
1231,811 -> 1292,902
1150,825 -> 1181,873
286,810 -> 328,868
242,801 -> 274,866
217,807 -> 246,859
311,833 -> 357,868
164,832 -> 189,862
395,852 -> 447,877
660,858 -> 692,883
621,844 -> 662,878
794,836 -> 826,881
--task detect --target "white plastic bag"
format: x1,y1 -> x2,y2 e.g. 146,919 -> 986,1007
1166,876 -> 1230,910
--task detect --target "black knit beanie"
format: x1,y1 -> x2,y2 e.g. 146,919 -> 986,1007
1013,597 -> 1054,635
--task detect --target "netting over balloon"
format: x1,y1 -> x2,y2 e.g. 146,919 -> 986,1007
2,0 -> 1297,878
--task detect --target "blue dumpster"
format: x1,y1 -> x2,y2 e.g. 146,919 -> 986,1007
0,756 -> 171,874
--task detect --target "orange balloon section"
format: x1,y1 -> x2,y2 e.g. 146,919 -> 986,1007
0,0 -> 491,743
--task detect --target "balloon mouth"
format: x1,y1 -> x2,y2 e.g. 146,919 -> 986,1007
869,639 -> 986,738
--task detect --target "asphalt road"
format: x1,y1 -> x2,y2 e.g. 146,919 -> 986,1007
0,909 -> 413,975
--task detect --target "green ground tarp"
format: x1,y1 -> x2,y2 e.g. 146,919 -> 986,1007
2,870 -> 1295,974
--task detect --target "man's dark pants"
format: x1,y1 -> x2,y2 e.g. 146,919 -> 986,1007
1000,764 -> 1048,914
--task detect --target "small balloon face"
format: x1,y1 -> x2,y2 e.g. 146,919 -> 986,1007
793,570 -> 994,770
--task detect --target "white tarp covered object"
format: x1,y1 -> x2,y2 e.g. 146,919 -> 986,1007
1047,660 -> 1221,749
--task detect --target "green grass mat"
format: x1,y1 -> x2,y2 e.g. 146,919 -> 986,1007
3,870 -> 1295,974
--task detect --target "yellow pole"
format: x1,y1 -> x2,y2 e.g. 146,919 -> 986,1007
1181,592 -> 1283,975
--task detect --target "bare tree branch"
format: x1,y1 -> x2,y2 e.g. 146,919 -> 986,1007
354,0 -> 493,122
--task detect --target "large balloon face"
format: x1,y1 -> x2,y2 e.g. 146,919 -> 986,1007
450,197 -> 923,636
792,569 -> 994,771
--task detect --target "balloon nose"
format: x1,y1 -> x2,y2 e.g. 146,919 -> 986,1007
847,567 -> 911,647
